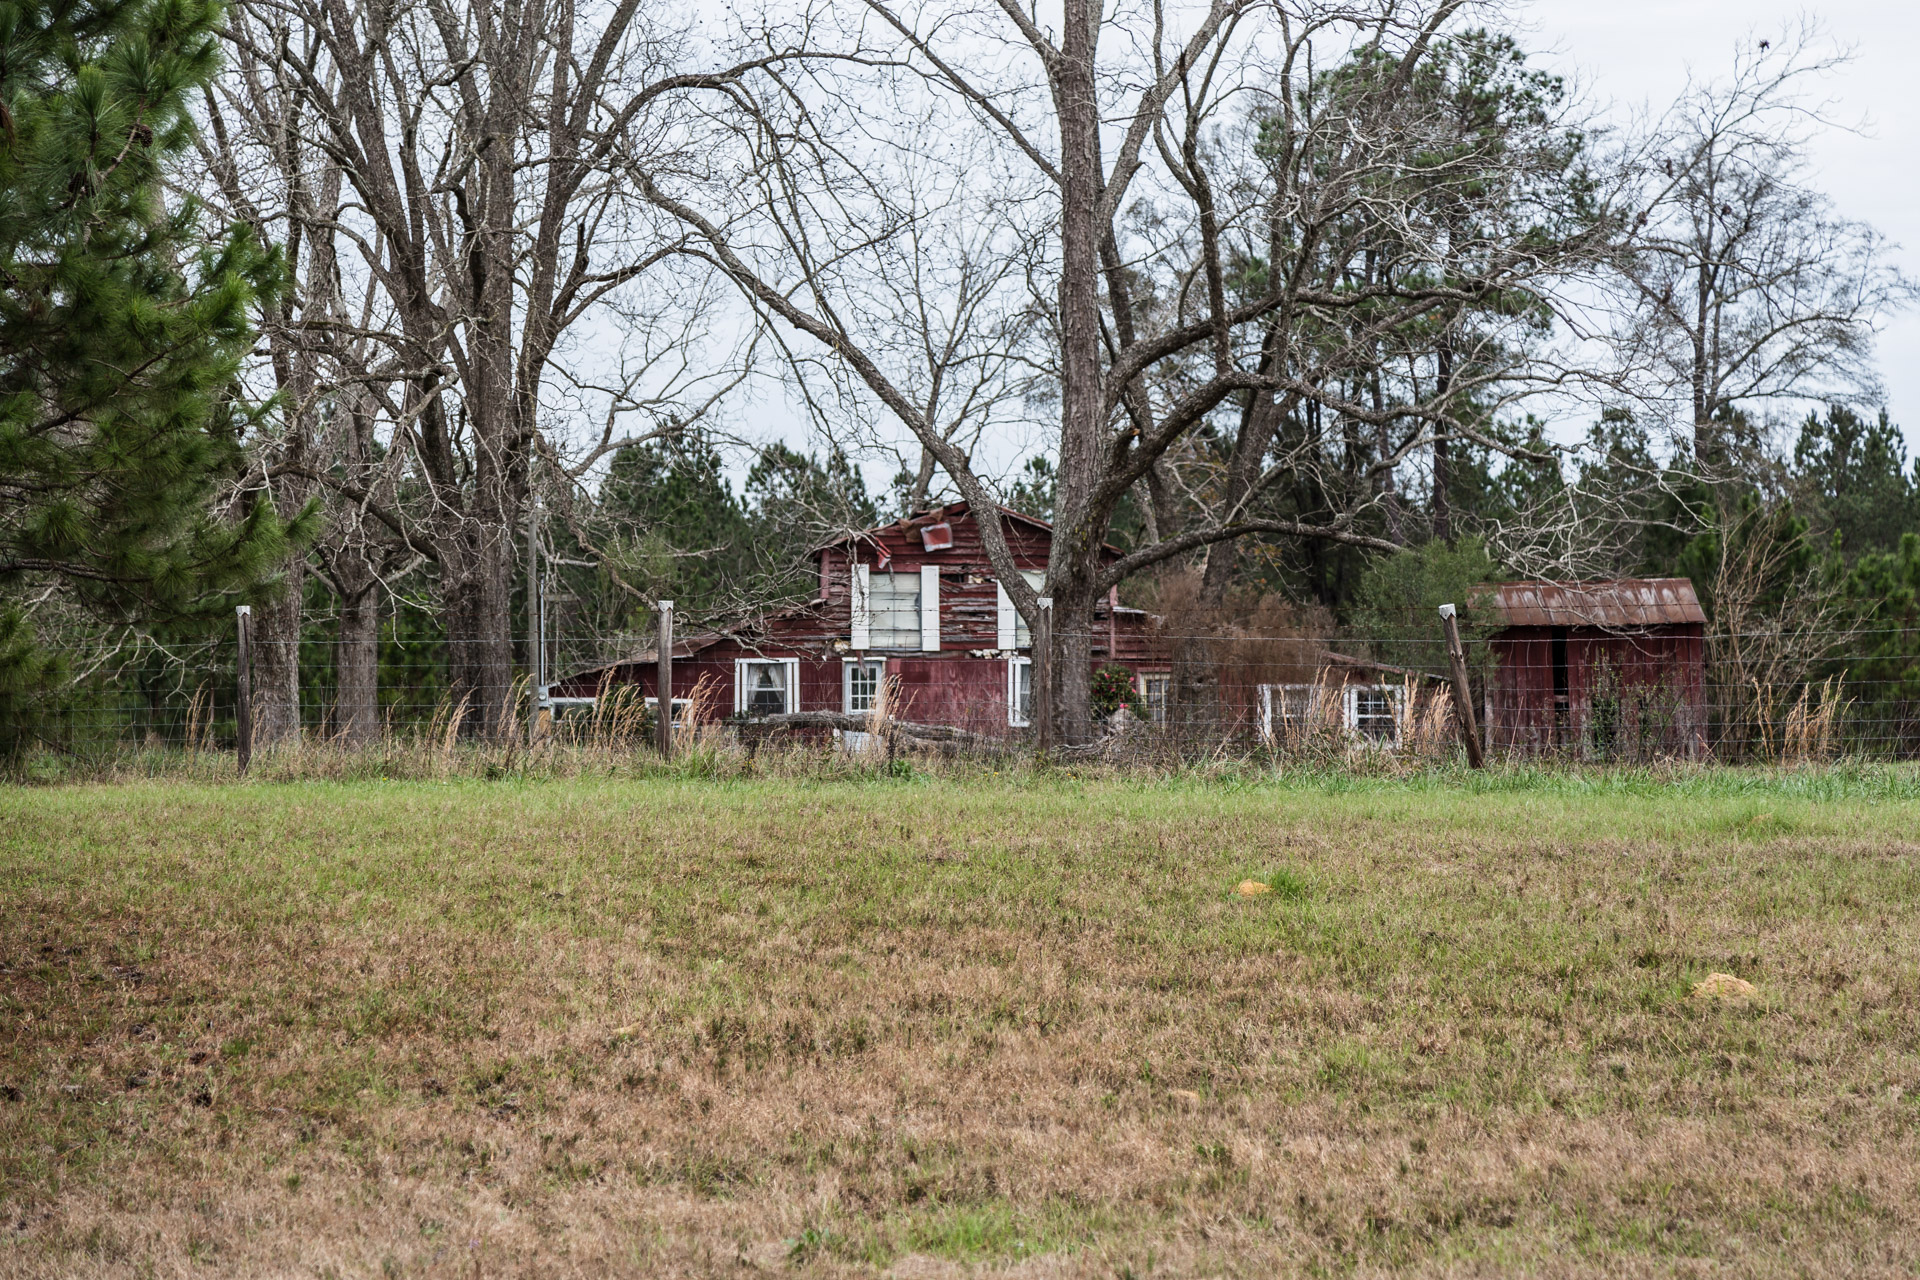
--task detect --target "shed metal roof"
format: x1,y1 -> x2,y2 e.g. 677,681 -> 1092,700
1485,578 -> 1706,629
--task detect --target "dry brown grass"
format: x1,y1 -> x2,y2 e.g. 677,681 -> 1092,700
3,771 -> 1919,1277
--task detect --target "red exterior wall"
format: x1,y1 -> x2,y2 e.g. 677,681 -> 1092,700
550,503 -> 1169,733
1489,624 -> 1706,757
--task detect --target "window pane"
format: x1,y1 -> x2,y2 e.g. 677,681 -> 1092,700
746,663 -> 787,715
1145,676 -> 1168,724
1013,661 -> 1032,724
847,662 -> 879,712
1353,687 -> 1395,739
869,573 -> 921,648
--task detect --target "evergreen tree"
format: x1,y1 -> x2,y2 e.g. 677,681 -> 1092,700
1831,532 -> 1920,745
0,0 -> 297,742
743,442 -> 877,539
1791,406 -> 1918,556
595,432 -> 754,622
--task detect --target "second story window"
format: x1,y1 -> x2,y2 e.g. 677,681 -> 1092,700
868,571 -> 921,648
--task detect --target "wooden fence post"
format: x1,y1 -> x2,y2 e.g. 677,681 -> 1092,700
1438,603 -> 1485,768
1034,596 -> 1053,754
235,605 -> 253,775
656,600 -> 673,759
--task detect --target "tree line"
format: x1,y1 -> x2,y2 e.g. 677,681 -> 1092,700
0,0 -> 1912,749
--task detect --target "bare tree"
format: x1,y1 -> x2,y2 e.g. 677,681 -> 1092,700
1612,25 -> 1915,467
768,133 -> 1046,517
638,0 -> 1610,740
201,0 -> 768,736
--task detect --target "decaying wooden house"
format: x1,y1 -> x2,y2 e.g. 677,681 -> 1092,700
1482,578 -> 1708,758
550,502 -> 1169,734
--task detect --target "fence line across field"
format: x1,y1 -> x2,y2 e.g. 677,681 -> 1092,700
15,601 -> 1919,764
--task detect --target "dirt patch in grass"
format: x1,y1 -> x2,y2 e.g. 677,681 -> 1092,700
2,773 -> 1918,1276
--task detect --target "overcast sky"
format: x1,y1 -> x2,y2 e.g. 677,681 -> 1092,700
736,1 -> 1920,487
1521,0 -> 1920,453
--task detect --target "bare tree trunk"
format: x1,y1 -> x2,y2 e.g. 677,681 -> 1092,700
1046,0 -> 1107,745
336,584 -> 380,745
251,567 -> 304,745
1433,334 -> 1453,542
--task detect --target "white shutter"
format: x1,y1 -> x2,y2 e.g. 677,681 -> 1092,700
850,563 -> 871,649
995,580 -> 1016,649
920,564 -> 940,651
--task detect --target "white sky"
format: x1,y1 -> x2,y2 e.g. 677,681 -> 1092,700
1521,0 -> 1920,455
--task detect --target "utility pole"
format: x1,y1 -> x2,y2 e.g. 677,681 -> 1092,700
1438,604 -> 1484,768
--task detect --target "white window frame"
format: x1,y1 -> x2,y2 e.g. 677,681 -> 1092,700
1257,683 -> 1316,744
842,657 -> 886,714
1257,682 -> 1403,747
734,658 -> 801,717
1007,656 -> 1033,727
1344,684 -> 1403,747
1140,673 -> 1170,725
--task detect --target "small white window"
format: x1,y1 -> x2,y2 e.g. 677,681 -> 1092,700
1258,682 -> 1403,746
1141,674 -> 1170,725
843,658 -> 885,713
1007,657 -> 1033,727
1346,685 -> 1402,745
735,658 -> 799,716
1258,683 -> 1325,743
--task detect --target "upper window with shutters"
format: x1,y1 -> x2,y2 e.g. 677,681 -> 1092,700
826,504 -> 1082,655
849,563 -> 942,651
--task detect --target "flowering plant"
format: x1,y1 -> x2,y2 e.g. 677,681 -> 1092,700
1091,664 -> 1147,719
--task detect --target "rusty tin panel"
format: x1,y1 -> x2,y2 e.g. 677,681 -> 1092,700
1488,578 -> 1706,629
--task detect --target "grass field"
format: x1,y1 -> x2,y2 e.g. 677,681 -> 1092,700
3,766 -> 1920,1277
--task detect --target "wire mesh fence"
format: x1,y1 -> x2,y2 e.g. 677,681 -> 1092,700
11,620 -> 1919,771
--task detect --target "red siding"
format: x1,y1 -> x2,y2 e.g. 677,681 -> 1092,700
550,502 -> 1170,732
1489,624 -> 1706,758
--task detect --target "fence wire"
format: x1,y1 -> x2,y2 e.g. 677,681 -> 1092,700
12,622 -> 1919,766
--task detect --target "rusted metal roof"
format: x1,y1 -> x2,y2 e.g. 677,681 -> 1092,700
1484,578 -> 1706,629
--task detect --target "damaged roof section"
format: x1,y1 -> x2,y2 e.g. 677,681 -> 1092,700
1485,578 -> 1707,629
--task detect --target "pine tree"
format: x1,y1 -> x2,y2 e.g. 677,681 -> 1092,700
0,0 -> 298,739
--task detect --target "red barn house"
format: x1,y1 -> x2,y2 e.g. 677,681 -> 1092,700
552,502 -> 1169,735
1484,578 -> 1708,759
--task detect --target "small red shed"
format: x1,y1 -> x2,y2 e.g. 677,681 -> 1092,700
551,502 -> 1169,735
1483,578 -> 1708,759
